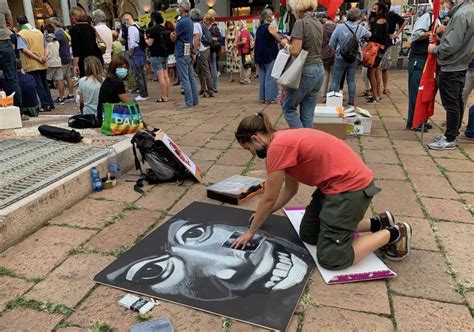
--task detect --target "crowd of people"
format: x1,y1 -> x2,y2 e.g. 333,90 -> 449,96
0,0 -> 472,149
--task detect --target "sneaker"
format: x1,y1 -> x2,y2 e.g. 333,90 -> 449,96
240,79 -> 249,84
65,94 -> 75,102
427,136 -> 456,150
372,211 -> 395,230
459,133 -> 474,141
55,97 -> 65,105
21,114 -> 30,121
135,96 -> 149,102
381,222 -> 412,261
432,135 -> 447,142
413,125 -> 428,132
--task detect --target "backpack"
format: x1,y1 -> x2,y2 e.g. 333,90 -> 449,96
200,22 -> 212,47
38,125 -> 83,143
321,23 -> 336,67
131,130 -> 188,192
340,23 -> 360,64
133,24 -> 147,51
68,114 -> 100,129
161,29 -> 175,56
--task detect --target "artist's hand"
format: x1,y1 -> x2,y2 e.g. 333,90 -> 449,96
436,25 -> 446,36
429,32 -> 439,44
74,65 -> 80,77
231,230 -> 256,250
248,213 -> 256,228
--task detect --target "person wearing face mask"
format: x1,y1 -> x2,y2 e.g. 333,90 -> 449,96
231,111 -> 412,270
97,55 -> 130,124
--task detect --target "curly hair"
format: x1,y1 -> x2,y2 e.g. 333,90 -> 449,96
288,0 -> 318,13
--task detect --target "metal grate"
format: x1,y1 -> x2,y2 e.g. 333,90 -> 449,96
0,139 -> 110,209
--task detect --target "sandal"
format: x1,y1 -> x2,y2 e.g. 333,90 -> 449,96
156,97 -> 169,103
359,89 -> 372,97
383,89 -> 391,95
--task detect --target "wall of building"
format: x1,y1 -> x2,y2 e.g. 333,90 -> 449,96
196,0 -> 230,17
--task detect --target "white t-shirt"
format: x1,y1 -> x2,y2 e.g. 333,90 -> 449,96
78,76 -> 102,116
95,23 -> 113,64
193,22 -> 208,52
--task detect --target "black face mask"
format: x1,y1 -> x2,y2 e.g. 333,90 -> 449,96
255,146 -> 267,159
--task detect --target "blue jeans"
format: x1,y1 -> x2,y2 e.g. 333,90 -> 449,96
464,105 -> 474,138
29,69 -> 54,108
283,64 -> 324,128
209,52 -> 218,91
258,60 -> 278,101
407,57 -> 426,128
329,57 -> 357,104
177,56 -> 198,107
0,40 -> 23,109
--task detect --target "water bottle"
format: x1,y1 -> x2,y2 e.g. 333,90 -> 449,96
107,148 -> 121,180
91,167 -> 103,192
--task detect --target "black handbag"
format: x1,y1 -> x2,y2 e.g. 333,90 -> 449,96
68,114 -> 100,129
38,125 -> 83,143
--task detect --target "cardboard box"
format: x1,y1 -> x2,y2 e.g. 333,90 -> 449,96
326,91 -> 343,107
344,107 -> 373,135
314,105 -> 345,118
0,106 -> 22,130
154,130 -> 203,182
313,123 -> 347,139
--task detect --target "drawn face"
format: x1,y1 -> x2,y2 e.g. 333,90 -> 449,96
108,220 -> 309,301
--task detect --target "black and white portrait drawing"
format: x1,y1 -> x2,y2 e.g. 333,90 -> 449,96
94,202 -> 315,331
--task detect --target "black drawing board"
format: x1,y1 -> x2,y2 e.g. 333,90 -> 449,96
94,202 -> 316,331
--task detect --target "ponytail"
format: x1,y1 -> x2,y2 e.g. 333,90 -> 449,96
235,111 -> 275,143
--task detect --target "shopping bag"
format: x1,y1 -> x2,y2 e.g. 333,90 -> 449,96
271,46 -> 291,80
362,42 -> 384,68
277,49 -> 308,89
101,102 -> 144,136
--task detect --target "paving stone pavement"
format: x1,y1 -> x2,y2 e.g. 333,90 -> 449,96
0,71 -> 473,331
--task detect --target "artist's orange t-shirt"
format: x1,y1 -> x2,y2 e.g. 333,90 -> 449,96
266,129 -> 373,195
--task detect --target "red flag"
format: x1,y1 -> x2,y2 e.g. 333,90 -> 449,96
318,0 -> 344,19
412,0 -> 440,129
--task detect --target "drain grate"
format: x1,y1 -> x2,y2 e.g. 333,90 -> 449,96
0,139 -> 110,209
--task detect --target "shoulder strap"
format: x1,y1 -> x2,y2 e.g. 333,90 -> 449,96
344,22 -> 358,38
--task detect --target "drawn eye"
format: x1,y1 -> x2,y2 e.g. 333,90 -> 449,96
175,223 -> 212,245
134,259 -> 174,283
182,226 -> 204,240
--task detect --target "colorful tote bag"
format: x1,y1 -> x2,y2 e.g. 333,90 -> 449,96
101,103 -> 144,136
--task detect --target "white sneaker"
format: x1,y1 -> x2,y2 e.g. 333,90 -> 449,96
427,136 -> 456,150
135,96 -> 149,102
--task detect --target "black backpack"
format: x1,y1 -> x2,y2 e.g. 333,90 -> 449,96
161,29 -> 175,56
131,130 -> 188,193
38,125 -> 83,143
133,24 -> 147,51
68,114 -> 100,129
200,22 -> 212,47
340,23 -> 360,64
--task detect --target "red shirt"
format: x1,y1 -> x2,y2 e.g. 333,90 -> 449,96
238,28 -> 251,55
266,129 -> 373,195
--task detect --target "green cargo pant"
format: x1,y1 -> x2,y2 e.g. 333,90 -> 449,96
299,181 -> 381,270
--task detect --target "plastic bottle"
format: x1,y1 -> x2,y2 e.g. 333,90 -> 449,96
91,167 -> 103,192
107,148 -> 121,180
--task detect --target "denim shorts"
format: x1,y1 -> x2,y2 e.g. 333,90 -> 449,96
150,56 -> 168,71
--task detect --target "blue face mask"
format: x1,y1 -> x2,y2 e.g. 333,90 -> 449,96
440,8 -> 450,20
116,68 -> 128,79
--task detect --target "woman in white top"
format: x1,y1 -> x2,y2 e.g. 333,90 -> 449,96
78,56 -> 104,117
92,9 -> 113,70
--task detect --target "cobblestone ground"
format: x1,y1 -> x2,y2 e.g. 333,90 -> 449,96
0,70 -> 473,331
